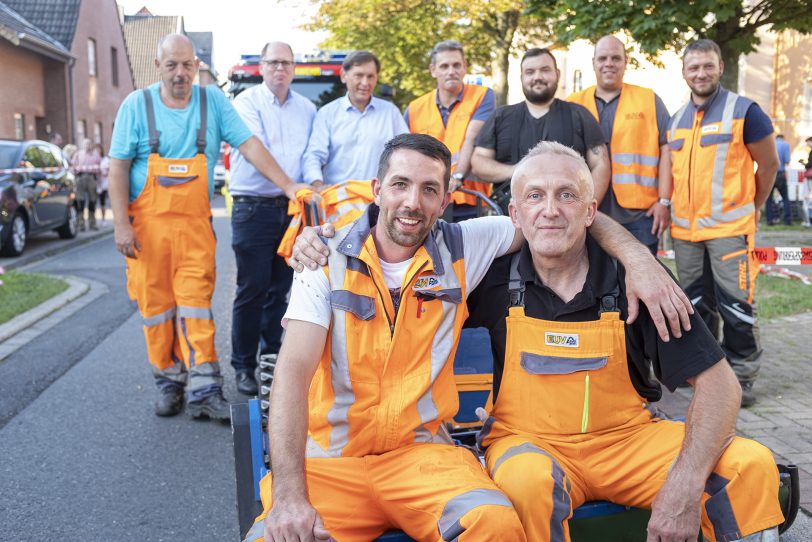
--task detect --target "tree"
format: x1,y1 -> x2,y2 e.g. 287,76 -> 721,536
308,0 -> 552,107
537,0 -> 812,91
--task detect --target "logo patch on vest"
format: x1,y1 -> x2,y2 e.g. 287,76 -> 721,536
412,276 -> 440,291
544,332 -> 579,348
701,124 -> 720,134
168,164 -> 189,174
625,112 -> 644,120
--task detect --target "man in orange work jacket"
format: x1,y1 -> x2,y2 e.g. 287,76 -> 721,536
108,34 -> 307,420
468,141 -> 783,542
668,39 -> 778,407
405,40 -> 496,222
568,35 -> 672,255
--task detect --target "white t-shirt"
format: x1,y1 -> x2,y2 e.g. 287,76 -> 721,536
284,216 -> 516,329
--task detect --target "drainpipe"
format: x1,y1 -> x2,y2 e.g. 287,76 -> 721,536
68,56 -> 76,144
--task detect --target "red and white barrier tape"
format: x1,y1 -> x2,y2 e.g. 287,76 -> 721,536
752,247 -> 812,265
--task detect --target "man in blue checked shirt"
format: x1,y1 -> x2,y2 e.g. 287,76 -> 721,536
302,50 -> 408,185
228,41 -> 318,396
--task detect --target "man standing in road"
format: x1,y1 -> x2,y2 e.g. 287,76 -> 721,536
766,134 -> 792,225
471,47 -> 610,213
71,137 -> 102,231
568,35 -> 672,254
302,50 -> 407,185
108,34 -> 305,420
669,39 -> 778,407
405,40 -> 496,221
228,41 -> 317,396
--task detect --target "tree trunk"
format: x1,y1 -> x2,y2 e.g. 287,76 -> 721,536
490,10 -> 520,106
719,44 -> 739,92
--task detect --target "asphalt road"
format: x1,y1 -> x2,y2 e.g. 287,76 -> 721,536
1,197 -> 810,540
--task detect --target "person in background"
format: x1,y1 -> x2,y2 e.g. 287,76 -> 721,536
71,138 -> 101,231
766,134 -> 792,225
96,144 -> 110,224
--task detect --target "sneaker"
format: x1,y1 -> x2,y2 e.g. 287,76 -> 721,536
236,370 -> 258,396
154,386 -> 184,417
740,381 -> 757,408
186,393 -> 231,421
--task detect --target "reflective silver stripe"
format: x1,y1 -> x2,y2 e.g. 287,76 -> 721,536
177,306 -> 213,320
612,153 -> 659,167
490,442 -> 548,477
142,307 -> 176,327
671,213 -> 690,229
612,173 -> 657,188
696,202 -> 755,229
437,489 -> 513,541
669,103 -> 690,142
242,519 -> 265,542
707,91 -> 738,222
305,435 -> 331,458
721,303 -> 756,325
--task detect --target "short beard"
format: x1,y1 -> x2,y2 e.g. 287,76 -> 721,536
523,82 -> 557,105
691,82 -> 719,98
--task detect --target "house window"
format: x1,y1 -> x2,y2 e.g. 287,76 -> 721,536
77,120 -> 87,143
94,122 -> 102,145
111,46 -> 119,87
14,113 -> 24,140
88,38 -> 97,76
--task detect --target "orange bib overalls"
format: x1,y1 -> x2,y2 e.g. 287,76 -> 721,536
479,256 -> 783,542
126,89 -> 222,400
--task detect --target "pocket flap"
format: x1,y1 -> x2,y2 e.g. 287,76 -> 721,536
700,133 -> 733,147
331,290 -> 376,320
157,175 -> 198,187
521,352 -> 608,375
415,288 -> 462,304
667,139 -> 685,151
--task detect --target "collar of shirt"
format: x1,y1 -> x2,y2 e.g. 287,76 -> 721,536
261,83 -> 292,107
435,86 -> 464,112
342,94 -> 377,114
691,85 -> 723,113
515,233 -> 618,316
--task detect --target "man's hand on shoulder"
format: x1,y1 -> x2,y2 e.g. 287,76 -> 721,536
625,255 -> 693,342
264,497 -> 332,541
288,224 -> 334,272
646,477 -> 703,542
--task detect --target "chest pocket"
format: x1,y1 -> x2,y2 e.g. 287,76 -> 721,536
700,133 -> 733,147
331,290 -> 376,320
520,352 -> 608,375
414,288 -> 462,304
667,138 -> 685,152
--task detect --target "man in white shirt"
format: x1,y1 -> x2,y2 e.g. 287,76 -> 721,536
302,50 -> 408,185
229,41 -> 317,395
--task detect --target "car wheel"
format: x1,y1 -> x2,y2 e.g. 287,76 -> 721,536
0,211 -> 27,257
57,204 -> 78,239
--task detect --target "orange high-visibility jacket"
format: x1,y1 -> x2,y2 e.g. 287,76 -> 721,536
306,207 -> 468,458
667,88 -> 756,241
568,83 -> 660,210
408,85 -> 492,204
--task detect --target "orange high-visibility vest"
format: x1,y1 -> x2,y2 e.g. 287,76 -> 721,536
409,84 -> 492,205
568,83 -> 660,210
668,88 -> 757,241
306,208 -> 469,458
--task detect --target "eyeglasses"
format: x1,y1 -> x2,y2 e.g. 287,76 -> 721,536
261,59 -> 293,70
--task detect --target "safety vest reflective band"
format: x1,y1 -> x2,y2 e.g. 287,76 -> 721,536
305,206 -> 468,458
568,84 -> 660,210
408,84 -> 492,205
668,87 -> 756,241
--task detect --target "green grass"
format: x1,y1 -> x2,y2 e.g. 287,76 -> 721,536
659,257 -> 812,321
0,271 -> 69,325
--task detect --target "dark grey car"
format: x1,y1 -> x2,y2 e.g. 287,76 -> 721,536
0,139 -> 78,257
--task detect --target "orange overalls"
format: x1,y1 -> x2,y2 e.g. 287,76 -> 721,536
479,257 -> 783,541
126,89 -> 222,400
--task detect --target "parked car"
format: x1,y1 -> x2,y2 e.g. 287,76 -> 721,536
0,139 -> 78,257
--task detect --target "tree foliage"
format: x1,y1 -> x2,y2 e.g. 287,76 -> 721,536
307,0 -> 553,107
538,0 -> 812,90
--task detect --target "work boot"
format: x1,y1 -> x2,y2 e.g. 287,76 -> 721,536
740,380 -> 757,408
89,217 -> 98,231
235,370 -> 258,396
154,386 -> 184,417
186,393 -> 231,422
77,216 -> 86,232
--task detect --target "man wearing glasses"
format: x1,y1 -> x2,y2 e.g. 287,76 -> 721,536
228,42 -> 318,396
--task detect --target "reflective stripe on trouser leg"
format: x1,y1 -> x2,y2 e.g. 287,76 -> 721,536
176,306 -> 217,367
437,488 -> 515,541
140,306 -> 181,376
488,440 -> 572,542
187,361 -> 223,402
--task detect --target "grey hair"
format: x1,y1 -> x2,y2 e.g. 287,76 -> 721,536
430,40 -> 465,64
261,41 -> 293,59
510,141 -> 594,200
156,33 -> 196,60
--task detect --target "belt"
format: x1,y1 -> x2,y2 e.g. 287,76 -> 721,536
231,195 -> 288,207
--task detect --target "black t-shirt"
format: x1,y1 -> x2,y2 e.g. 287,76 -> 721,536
475,99 -> 605,167
465,235 -> 724,402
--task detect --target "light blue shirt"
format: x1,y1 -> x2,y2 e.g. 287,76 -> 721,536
302,95 -> 408,184
776,137 -> 791,173
110,84 -> 252,201
229,84 -> 316,197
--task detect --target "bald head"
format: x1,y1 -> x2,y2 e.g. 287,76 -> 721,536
155,33 -> 199,102
157,33 -> 196,61
593,35 -> 626,92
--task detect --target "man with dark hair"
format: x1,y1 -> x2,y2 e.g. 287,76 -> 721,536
303,50 -> 407,185
472,47 -> 610,214
405,40 -> 496,221
568,35 -> 672,254
669,38 -> 779,406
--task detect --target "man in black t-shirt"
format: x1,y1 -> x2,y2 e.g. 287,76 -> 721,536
471,48 -> 609,213
469,140 -> 783,541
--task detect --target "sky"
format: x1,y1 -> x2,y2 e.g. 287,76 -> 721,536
117,0 -> 328,81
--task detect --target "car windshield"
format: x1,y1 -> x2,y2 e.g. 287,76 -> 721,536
290,80 -> 345,109
0,142 -> 21,170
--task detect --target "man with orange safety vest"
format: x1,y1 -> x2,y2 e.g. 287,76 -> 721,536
468,141 -> 783,542
568,35 -> 672,255
246,133 -> 694,542
405,40 -> 496,221
108,34 -> 307,420
668,39 -> 778,407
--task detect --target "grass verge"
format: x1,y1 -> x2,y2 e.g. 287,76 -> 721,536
0,271 -> 69,325
659,258 -> 812,321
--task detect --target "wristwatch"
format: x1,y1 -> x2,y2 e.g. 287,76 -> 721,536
452,172 -> 465,181
658,198 -> 672,208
